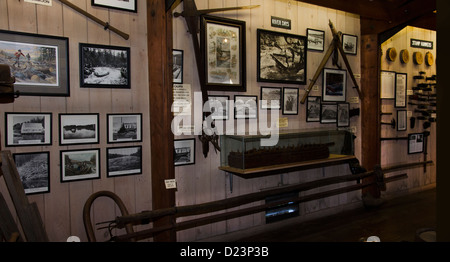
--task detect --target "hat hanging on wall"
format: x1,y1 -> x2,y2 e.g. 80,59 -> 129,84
413,52 -> 424,65
386,47 -> 397,62
400,49 -> 409,64
0,64 -> 19,103
425,52 -> 434,66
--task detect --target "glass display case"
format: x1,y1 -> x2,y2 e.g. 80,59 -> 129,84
219,128 -> 355,176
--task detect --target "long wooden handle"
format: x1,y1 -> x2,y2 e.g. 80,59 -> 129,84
59,0 -> 129,40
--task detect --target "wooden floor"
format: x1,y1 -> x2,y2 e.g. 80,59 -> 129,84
235,188 -> 436,242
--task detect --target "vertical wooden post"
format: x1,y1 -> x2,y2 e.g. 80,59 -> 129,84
148,0 -> 176,241
360,18 -> 382,198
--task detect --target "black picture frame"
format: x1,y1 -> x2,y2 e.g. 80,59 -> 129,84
322,68 -> 347,102
337,102 -> 350,127
234,95 -> 258,119
0,29 -> 70,96
306,96 -> 321,122
107,113 -> 142,143
207,95 -> 230,120
4,112 -> 52,147
282,87 -> 299,115
397,110 -> 407,131
342,34 -> 358,55
201,15 -> 246,92
173,49 -> 184,84
60,148 -> 101,182
408,133 -> 424,154
92,0 -> 137,13
260,86 -> 282,110
174,138 -> 196,166
257,29 -> 307,85
395,72 -> 408,108
307,28 -> 325,52
320,103 -> 338,124
59,113 -> 99,145
13,151 -> 50,195
79,43 -> 130,89
107,146 -> 142,177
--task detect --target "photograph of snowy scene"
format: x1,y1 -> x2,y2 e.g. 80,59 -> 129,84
257,29 -> 307,85
80,43 -> 130,88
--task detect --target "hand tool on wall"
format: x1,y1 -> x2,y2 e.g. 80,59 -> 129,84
58,0 -> 129,40
301,20 -> 362,104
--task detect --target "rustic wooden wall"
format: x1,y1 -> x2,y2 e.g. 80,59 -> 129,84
173,0 -> 364,241
0,0 -> 150,242
380,26 -> 437,195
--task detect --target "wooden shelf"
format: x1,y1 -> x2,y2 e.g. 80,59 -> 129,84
219,154 -> 357,178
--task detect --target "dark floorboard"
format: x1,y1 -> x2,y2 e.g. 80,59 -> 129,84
235,188 -> 436,242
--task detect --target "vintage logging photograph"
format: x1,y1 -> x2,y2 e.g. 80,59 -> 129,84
61,149 -> 100,182
107,114 -> 142,143
59,114 -> 99,145
80,43 -> 130,88
107,146 -> 142,177
257,29 -> 307,84
13,152 -> 50,195
5,113 -> 52,146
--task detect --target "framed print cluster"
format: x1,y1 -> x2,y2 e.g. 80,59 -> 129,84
342,34 -> 358,55
234,95 -> 257,119
13,152 -> 50,195
307,28 -> 325,52
322,68 -> 347,102
283,87 -> 299,115
174,139 -> 195,166
60,149 -> 100,182
107,146 -> 142,177
107,113 -> 142,143
257,29 -> 307,85
208,95 -> 229,120
92,0 -> 137,13
59,113 -> 99,145
5,112 -> 52,147
173,49 -> 184,84
79,43 -> 130,89
201,15 -> 246,92
0,30 -> 69,96
260,87 -> 281,110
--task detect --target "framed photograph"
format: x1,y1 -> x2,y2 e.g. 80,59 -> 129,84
408,133 -> 424,154
397,110 -> 407,131
342,34 -> 358,55
79,43 -> 130,89
257,29 -> 307,85
59,113 -> 99,145
322,68 -> 347,102
282,87 -> 299,115
0,30 -> 69,96
395,73 -> 407,108
306,96 -> 321,122
107,146 -> 142,177
381,70 -> 396,99
5,112 -> 52,147
60,148 -> 100,182
173,49 -> 184,84
207,95 -> 229,120
320,103 -> 338,124
234,95 -> 257,119
92,0 -> 137,13
174,138 -> 195,166
107,113 -> 142,143
307,28 -> 325,52
13,152 -> 50,195
337,103 -> 350,127
260,87 -> 281,110
201,15 -> 246,92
